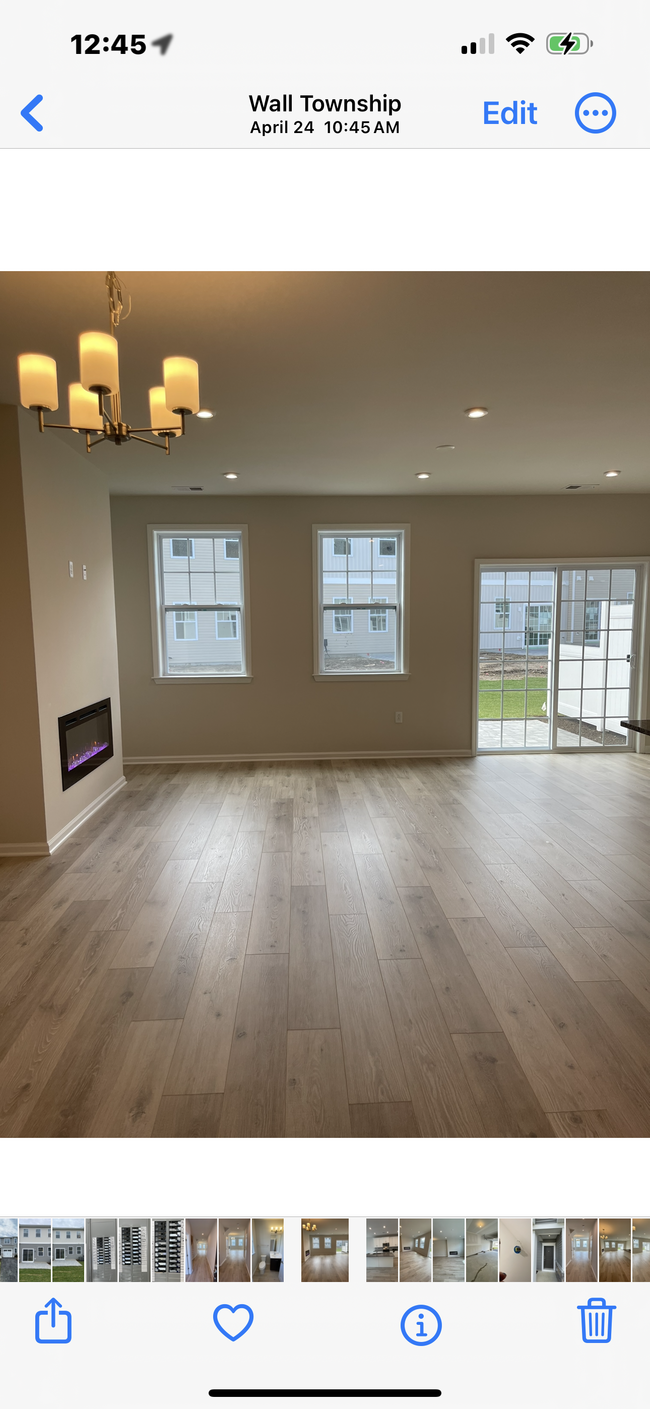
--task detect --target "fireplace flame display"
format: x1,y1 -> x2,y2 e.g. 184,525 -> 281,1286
59,699 -> 114,790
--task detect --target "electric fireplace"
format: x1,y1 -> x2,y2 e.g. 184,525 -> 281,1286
58,698 -> 114,791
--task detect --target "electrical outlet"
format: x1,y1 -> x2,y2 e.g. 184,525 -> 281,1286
82,564 -> 87,580
395,711 -> 403,723
68,561 -> 74,578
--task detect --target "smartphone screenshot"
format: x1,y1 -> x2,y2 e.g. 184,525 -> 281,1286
0,4 -> 648,1407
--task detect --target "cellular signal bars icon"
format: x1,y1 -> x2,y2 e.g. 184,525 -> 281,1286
461,34 -> 495,55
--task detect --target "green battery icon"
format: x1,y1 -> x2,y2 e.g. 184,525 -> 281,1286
546,32 -> 592,53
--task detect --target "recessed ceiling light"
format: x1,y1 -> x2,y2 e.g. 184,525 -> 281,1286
464,407 -> 488,418
223,472 -> 238,479
415,472 -> 430,479
604,469 -> 620,477
436,444 -> 455,450
197,408 -> 214,418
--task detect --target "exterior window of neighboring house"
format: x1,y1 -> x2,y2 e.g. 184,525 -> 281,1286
369,597 -> 388,632
171,537 -> 195,558
333,598 -> 353,633
37,1246 -> 44,1257
173,609 -> 198,641
150,527 -> 249,678
35,1230 -> 41,1238
526,603 -> 553,646
216,607 -> 239,639
66,1232 -> 71,1240
77,1247 -> 83,1256
55,1232 -> 60,1239
317,528 -> 407,676
585,600 -> 601,643
495,598 -> 510,628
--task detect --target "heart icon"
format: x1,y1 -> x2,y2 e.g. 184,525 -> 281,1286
213,1304 -> 254,1342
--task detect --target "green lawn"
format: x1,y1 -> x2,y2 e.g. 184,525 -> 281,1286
53,1265 -> 84,1283
19,1268 -> 51,1282
479,677 -> 548,720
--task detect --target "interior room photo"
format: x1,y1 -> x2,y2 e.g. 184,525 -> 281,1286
1,271 -> 650,1142
185,1218 -> 218,1282
301,1219 -> 349,1281
366,1218 -> 399,1282
218,1219 -> 251,1281
252,1220 -> 284,1282
18,1218 -> 51,1282
0,1219 -> 18,1283
598,1219 -> 631,1281
466,1219 -> 498,1282
532,1218 -> 565,1282
399,1219 -> 432,1281
498,1218 -> 532,1283
632,1219 -> 650,1281
52,1217 -> 85,1282
431,1219 -> 465,1282
566,1218 -> 599,1283
86,1218 -> 117,1283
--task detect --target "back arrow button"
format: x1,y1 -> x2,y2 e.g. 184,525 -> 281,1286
21,95 -> 44,131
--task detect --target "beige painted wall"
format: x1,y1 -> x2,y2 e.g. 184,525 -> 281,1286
110,492 -> 650,760
0,407 -> 47,845
18,409 -> 124,843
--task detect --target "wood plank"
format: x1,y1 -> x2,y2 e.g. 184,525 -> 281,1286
380,958 -> 485,1136
192,814 -> 240,884
373,817 -> 428,887
452,1031 -> 555,1137
134,881 -> 221,1020
171,800 -> 223,861
216,831 -> 264,911
286,1029 -> 352,1136
219,953 -> 289,1137
341,801 -> 382,855
406,836 -> 483,919
151,1093 -> 223,1137
349,1102 -> 421,1137
321,833 -> 366,915
577,978 -> 650,1083
109,858 -> 197,968
498,838 -> 612,929
288,885 -> 339,1029
398,886 -> 501,1035
577,927 -> 650,1013
86,1019 -> 182,1136
570,879 -> 650,959
488,863 -> 614,983
263,799 -> 294,852
330,913 -> 410,1103
354,853 -> 420,959
547,1109 -> 622,1138
0,900 -> 108,1055
20,967 -> 151,1137
449,917 -> 599,1112
247,852 -> 291,954
443,802 -> 514,866
164,912 -> 249,1095
447,848 -> 543,948
291,816 -> 325,886
91,840 -> 176,932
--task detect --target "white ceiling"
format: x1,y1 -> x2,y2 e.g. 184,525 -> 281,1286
1,272 -> 648,497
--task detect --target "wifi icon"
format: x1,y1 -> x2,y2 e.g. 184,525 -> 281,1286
506,31 -> 535,53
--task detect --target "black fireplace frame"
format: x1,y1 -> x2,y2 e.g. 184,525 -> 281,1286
58,697 -> 114,791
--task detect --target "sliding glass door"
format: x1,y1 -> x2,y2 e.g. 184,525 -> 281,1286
477,563 -> 641,752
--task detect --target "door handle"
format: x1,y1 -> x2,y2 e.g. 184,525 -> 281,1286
627,653 -> 636,665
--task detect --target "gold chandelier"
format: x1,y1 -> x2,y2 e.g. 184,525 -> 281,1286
18,272 -> 202,456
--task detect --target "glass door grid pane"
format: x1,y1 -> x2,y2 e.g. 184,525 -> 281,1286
556,566 -> 636,748
478,568 -> 554,751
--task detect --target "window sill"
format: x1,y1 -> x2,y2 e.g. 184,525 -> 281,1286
313,671 -> 410,681
152,674 -> 253,684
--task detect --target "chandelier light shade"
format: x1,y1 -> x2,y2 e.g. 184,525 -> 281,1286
163,356 -> 200,415
150,385 -> 183,436
69,382 -> 104,431
18,353 -> 59,411
79,331 -> 120,395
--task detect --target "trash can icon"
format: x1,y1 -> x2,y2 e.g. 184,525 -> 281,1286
578,1297 -> 616,1344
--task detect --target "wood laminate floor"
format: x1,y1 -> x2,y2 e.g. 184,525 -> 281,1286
399,1250 -> 431,1282
466,1251 -> 498,1282
566,1252 -> 597,1283
598,1249 -> 631,1282
219,1253 -> 250,1282
187,1256 -> 215,1283
302,1254 -> 349,1282
633,1250 -> 650,1282
2,753 -> 650,1137
432,1257 -> 464,1283
367,1260 -> 398,1282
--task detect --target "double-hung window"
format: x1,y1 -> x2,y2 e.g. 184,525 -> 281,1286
149,526 -> 250,680
315,527 -> 408,676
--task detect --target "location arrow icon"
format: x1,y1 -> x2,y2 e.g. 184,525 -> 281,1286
152,34 -> 173,55
21,94 -> 44,131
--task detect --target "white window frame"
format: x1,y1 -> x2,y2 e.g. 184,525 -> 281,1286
313,524 -> 410,680
474,557 -> 649,755
148,525 -> 252,683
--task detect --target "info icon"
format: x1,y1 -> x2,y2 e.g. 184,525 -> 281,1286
400,1305 -> 443,1347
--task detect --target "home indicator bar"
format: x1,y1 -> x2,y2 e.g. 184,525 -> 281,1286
208,1393 -> 442,1400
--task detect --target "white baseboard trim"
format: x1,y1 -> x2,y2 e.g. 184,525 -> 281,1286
123,750 -> 473,764
0,840 -> 51,857
46,775 -> 128,854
